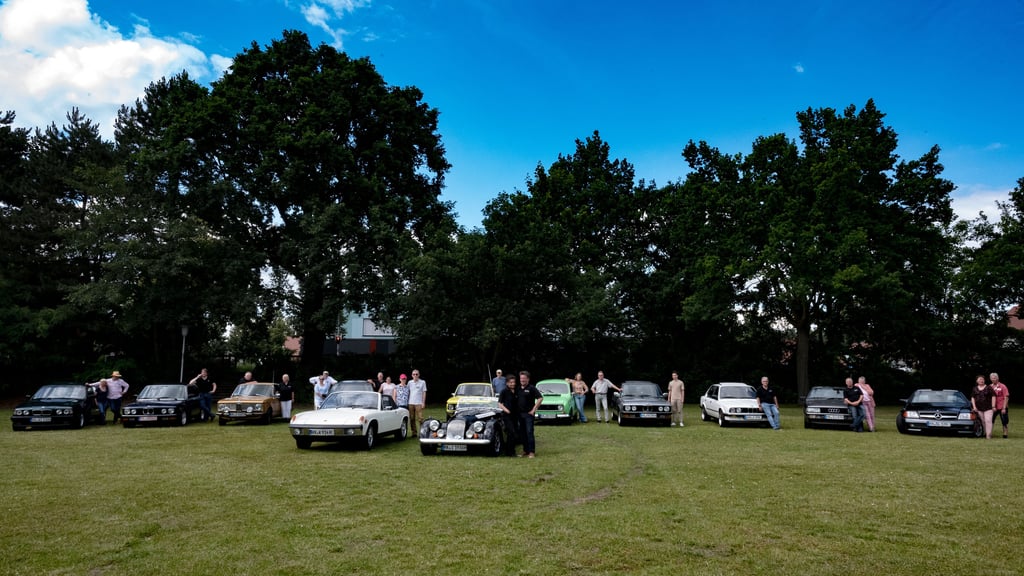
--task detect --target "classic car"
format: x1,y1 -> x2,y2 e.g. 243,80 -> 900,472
217,382 -> 282,425
328,379 -> 375,394
803,386 -> 854,428
121,384 -> 202,427
11,382 -> 102,430
610,380 -> 672,426
420,397 -> 505,456
289,391 -> 409,450
445,382 -> 495,418
896,389 -> 981,436
699,382 -> 766,427
534,379 -> 578,424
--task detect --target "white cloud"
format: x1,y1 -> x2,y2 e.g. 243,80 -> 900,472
0,0 -> 226,138
951,183 -> 1011,222
793,63 -> 805,73
299,0 -> 371,49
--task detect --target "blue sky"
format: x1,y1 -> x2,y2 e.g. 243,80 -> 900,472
2,0 -> 1022,228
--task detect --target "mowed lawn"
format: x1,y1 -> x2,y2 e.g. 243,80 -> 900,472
1,403 -> 1020,576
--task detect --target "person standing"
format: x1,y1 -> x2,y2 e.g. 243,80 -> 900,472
756,376 -> 781,430
856,376 -> 876,432
667,372 -> 686,427
491,369 -> 507,396
843,377 -> 865,432
87,378 -> 109,424
369,371 -> 385,392
971,375 -> 995,439
498,374 -> 520,456
396,374 -> 411,414
591,371 -> 621,423
990,372 -> 1009,438
277,374 -> 294,419
106,371 -> 130,423
516,371 -> 543,458
570,373 -> 588,423
407,369 -> 427,433
380,376 -> 397,402
189,368 -> 218,422
238,371 -> 255,385
310,371 -> 335,410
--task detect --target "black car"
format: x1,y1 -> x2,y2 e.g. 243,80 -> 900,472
419,398 -> 505,456
611,380 -> 672,426
120,384 -> 202,427
803,386 -> 854,429
896,389 -> 981,436
11,383 -> 102,430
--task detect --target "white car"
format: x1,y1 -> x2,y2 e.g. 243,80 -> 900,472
289,391 -> 409,450
699,382 -> 765,427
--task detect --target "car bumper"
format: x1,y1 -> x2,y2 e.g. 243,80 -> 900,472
219,412 -> 267,422
804,413 -> 853,426
121,414 -> 179,425
11,415 -> 79,429
290,425 -> 365,439
535,411 -> 572,422
722,413 -> 766,424
902,418 -> 975,433
618,412 -> 671,423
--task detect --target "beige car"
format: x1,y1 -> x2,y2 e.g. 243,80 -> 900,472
217,382 -> 282,425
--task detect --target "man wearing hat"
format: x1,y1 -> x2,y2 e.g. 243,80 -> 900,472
106,371 -> 130,423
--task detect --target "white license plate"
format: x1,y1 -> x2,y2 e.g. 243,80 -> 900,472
825,414 -> 846,420
308,429 -> 335,436
744,415 -> 763,420
442,444 -> 468,452
30,417 -> 52,423
230,412 -> 247,417
927,421 -> 951,427
639,413 -> 657,418
537,413 -> 554,419
139,416 -> 157,422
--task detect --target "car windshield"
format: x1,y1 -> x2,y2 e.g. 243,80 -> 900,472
32,384 -> 86,400
537,382 -> 570,395
455,384 -> 492,397
720,385 -> 756,399
911,390 -> 967,406
232,383 -> 275,397
621,382 -> 663,398
138,385 -> 187,401
455,398 -> 500,415
329,381 -> 373,393
807,388 -> 845,400
322,391 -> 379,410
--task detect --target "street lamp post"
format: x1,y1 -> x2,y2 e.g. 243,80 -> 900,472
179,325 -> 189,383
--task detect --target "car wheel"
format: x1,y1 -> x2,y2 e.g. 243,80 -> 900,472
804,418 -> 811,429
218,417 -> 226,426
363,423 -> 377,450
420,443 -> 437,456
178,410 -> 188,427
700,407 -> 709,422
12,425 -> 26,431
616,411 -> 624,426
76,412 -> 86,429
295,437 -> 312,449
396,418 -> 408,441
896,414 -> 907,434
973,418 -> 984,438
718,412 -> 727,427
489,431 -> 503,457
262,407 -> 273,425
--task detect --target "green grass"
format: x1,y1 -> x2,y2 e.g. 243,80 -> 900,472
1,404 -> 1021,576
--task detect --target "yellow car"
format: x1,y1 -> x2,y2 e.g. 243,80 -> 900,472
445,382 -> 495,418
217,382 -> 282,425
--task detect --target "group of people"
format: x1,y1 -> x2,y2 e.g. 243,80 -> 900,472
315,369 -> 431,431
971,372 -> 1011,439
86,370 -> 131,424
496,370 -> 544,458
841,376 -> 877,433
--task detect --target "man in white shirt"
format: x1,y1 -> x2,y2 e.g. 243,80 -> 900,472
590,371 -> 620,423
309,371 -> 336,409
407,369 -> 427,431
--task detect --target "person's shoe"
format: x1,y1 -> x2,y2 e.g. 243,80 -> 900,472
680,423 -> 684,427
527,453 -> 535,458
1004,434 -> 1009,438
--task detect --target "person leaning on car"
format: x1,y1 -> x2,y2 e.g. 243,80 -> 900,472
189,368 -> 217,422
105,371 -> 130,424
756,376 -> 781,430
498,374 -> 520,457
591,371 -> 620,423
842,377 -> 865,432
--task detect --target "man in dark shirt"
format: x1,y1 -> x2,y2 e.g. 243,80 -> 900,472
498,374 -> 519,457
755,376 -> 781,430
189,368 -> 218,422
516,371 -> 544,458
843,377 -> 865,432
276,374 -> 295,419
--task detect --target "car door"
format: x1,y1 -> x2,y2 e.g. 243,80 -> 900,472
378,394 -> 402,433
706,385 -> 721,418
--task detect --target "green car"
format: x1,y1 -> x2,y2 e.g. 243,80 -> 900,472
534,379 -> 577,424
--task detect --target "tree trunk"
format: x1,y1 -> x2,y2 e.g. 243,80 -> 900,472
796,322 -> 811,400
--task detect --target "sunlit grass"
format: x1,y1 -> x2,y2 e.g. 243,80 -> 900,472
1,405 -> 1020,575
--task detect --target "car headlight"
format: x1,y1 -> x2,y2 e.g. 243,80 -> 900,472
245,406 -> 254,413
428,420 -> 440,432
253,405 -> 263,412
806,407 -> 820,414
904,411 -> 918,418
958,412 -> 972,420
471,421 -> 484,433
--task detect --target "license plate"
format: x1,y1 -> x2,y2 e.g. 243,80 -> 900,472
308,429 -> 335,436
744,415 -> 763,420
537,413 -> 553,419
825,414 -> 846,420
928,421 -> 951,427
230,412 -> 247,417
639,413 -> 656,418
442,444 -> 468,452
139,416 -> 157,422
30,417 -> 52,423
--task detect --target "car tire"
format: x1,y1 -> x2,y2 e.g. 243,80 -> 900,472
973,418 -> 984,438
178,410 -> 188,427
718,412 -> 727,427
76,412 -> 86,429
420,443 -> 437,456
489,431 -> 503,457
218,417 -> 226,426
700,407 -> 709,422
295,437 -> 312,449
262,407 -> 273,425
804,418 -> 812,429
896,414 -> 907,434
396,418 -> 408,441
362,423 -> 376,450
617,411 -> 624,426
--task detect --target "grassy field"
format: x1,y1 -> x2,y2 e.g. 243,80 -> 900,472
1,403 -> 1021,576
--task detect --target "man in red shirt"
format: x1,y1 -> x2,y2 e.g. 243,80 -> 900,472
990,372 -> 1010,438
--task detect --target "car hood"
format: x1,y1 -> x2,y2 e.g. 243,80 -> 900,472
125,399 -> 186,407
449,409 -> 500,423
806,398 -> 846,408
291,408 -> 371,425
219,395 -> 273,404
16,398 -> 82,409
619,396 -> 669,406
905,402 -> 969,412
714,398 -> 760,409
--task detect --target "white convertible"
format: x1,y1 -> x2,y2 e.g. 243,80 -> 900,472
289,391 -> 409,450
699,382 -> 766,427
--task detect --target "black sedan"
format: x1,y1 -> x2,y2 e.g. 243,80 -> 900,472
121,384 -> 202,427
11,383 -> 102,430
896,389 -> 981,436
419,398 -> 505,456
803,386 -> 854,429
611,380 -> 672,426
